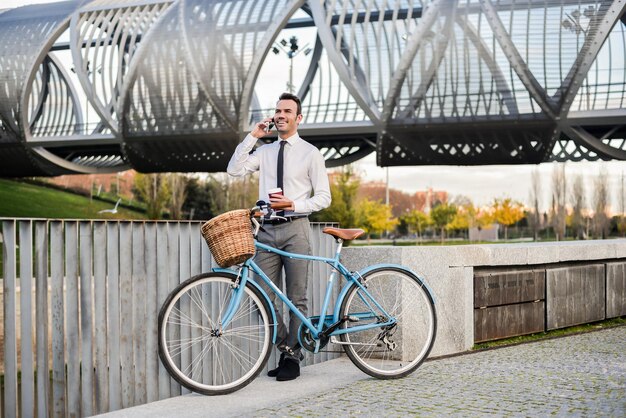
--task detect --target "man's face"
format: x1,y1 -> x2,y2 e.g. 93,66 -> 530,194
274,99 -> 302,137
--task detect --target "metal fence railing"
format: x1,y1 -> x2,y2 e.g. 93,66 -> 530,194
0,218 -> 340,417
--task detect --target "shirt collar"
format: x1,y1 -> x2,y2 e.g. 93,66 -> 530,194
278,132 -> 300,146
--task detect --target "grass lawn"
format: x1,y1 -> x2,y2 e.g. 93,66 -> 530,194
0,178 -> 146,220
472,317 -> 626,350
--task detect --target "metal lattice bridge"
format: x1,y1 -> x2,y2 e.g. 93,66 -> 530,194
0,0 -> 625,177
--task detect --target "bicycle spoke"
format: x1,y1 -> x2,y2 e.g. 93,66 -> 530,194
167,333 -> 211,358
183,336 -> 216,377
167,306 -> 212,331
220,337 -> 259,371
188,285 -> 213,326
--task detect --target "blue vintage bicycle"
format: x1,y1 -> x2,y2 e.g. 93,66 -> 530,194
158,203 -> 437,395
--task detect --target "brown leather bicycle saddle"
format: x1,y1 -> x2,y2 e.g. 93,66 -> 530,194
322,227 -> 365,241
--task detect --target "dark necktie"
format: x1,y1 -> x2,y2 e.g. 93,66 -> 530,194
277,140 -> 286,191
276,140 -> 286,215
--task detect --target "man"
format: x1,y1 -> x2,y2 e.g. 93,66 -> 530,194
227,92 -> 331,381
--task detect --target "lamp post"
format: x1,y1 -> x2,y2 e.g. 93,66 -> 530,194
272,35 -> 311,93
562,6 -> 596,109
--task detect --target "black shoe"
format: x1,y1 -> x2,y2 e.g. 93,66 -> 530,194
276,358 -> 300,381
267,353 -> 285,377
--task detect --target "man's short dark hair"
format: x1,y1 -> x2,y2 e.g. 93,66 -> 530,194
278,92 -> 302,115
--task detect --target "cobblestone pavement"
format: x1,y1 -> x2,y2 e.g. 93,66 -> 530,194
253,327 -> 626,417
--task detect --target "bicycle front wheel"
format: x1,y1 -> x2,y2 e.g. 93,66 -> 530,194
158,272 -> 272,395
339,267 -> 436,379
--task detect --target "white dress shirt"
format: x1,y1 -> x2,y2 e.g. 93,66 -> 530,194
227,132 -> 331,216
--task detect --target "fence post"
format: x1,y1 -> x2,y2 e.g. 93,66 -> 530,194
132,223 -> 147,405
145,223 -> 159,402
107,221 -> 122,411
50,221 -> 65,417
19,221 -> 35,417
65,222 -> 81,417
2,220 -> 18,418
94,221 -> 109,413
119,222 -> 134,408
35,221 -> 49,417
79,221 -> 94,416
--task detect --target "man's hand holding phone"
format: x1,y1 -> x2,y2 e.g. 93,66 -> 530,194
251,117 -> 275,138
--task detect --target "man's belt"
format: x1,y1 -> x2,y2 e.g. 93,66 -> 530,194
263,215 -> 308,225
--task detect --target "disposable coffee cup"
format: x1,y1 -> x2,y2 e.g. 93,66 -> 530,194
268,187 -> 283,200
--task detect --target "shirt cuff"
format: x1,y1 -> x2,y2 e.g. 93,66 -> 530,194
292,199 -> 306,213
242,133 -> 259,150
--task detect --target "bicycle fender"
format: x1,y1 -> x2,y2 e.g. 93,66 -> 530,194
343,263 -> 436,304
212,267 -> 278,343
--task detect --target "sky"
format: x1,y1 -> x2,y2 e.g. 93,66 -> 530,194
3,0 -> 625,213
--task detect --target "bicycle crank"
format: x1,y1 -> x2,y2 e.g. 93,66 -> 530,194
298,323 -> 330,353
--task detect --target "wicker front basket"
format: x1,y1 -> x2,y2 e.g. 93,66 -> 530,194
201,209 -> 255,267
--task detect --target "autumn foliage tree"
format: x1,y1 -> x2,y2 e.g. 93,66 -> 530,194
358,199 -> 398,241
492,198 -> 525,240
448,199 -> 489,238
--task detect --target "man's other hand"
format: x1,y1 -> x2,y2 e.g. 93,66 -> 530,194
269,195 -> 294,211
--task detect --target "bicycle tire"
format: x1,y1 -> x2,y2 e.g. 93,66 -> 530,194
158,272 -> 272,395
339,267 -> 437,379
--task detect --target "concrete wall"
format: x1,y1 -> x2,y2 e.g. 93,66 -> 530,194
341,239 -> 626,357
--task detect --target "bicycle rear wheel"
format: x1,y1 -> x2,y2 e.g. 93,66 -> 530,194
158,272 -> 272,395
339,267 -> 436,379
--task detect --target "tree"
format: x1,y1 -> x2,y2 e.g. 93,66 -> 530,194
550,164 -> 567,240
430,202 -> 457,244
448,197 -> 491,240
492,198 -> 525,241
476,206 -> 495,229
168,173 -> 188,220
618,171 -> 626,237
312,166 -> 360,227
593,166 -> 610,239
357,199 -> 398,241
402,209 -> 432,243
183,176 -> 213,220
448,204 -> 473,239
569,174 -> 586,239
222,173 -> 258,211
133,173 -> 171,219
528,168 -> 542,241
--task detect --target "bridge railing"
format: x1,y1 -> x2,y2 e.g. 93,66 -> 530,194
0,218 -> 339,417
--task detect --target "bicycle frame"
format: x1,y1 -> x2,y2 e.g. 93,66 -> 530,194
213,237 -> 397,352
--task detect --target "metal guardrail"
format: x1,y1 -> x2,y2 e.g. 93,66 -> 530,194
0,218 -> 339,417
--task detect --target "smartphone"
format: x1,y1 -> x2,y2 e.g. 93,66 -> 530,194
267,118 -> 275,131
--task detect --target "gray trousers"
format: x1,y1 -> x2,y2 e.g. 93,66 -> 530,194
254,217 -> 311,362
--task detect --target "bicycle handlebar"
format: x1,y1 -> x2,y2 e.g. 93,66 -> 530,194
249,200 -> 287,235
